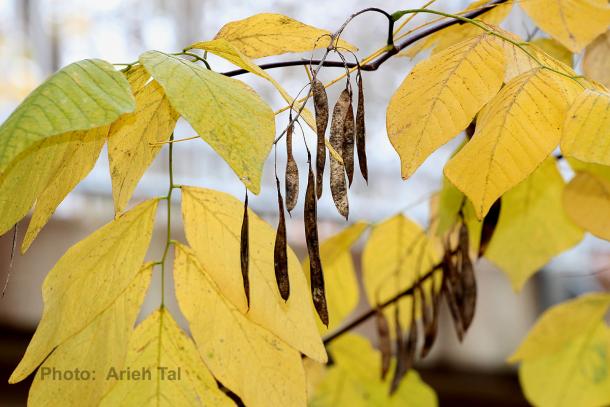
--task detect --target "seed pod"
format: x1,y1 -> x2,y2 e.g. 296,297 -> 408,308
375,306 -> 391,380
274,177 -> 290,301
478,198 -> 501,258
355,72 -> 368,183
285,122 -> 299,213
312,79 -> 328,199
442,248 -> 464,341
390,306 -> 406,394
403,303 -> 418,374
305,153 -> 328,325
343,102 -> 355,186
421,274 -> 441,359
457,223 -> 477,332
240,193 -> 250,307
329,89 -> 351,219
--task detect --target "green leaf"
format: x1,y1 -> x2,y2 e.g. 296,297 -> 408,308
100,307 -> 233,407
139,51 -> 275,194
10,199 -> 158,383
0,59 -> 134,172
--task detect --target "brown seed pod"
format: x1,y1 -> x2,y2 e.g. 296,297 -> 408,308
355,72 -> 368,183
285,122 -> 299,213
329,89 -> 351,219
478,198 -> 501,258
274,177 -> 290,301
375,306 -> 392,380
403,302 -> 419,374
343,101 -> 355,186
457,223 -> 477,332
390,306 -> 406,394
240,193 -> 250,307
305,152 -> 328,325
442,247 -> 465,341
312,79 -> 328,199
421,274 -> 441,359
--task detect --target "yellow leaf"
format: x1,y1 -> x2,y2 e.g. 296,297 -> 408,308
519,322 -> 610,407
212,13 -> 356,59
568,158 -> 610,182
509,293 -> 610,362
485,160 -> 584,291
0,129 -> 105,237
362,214 -> 440,332
140,51 -> 275,194
509,294 -> 610,407
173,244 -> 307,407
108,80 -> 179,214
181,186 -> 326,362
561,89 -> 610,166
531,38 -> 573,67
445,68 -> 580,219
520,0 -> 610,52
303,222 -> 368,332
28,265 -> 152,407
399,1 -> 512,58
100,307 -> 233,407
191,38 -> 342,163
124,64 -> 150,94
0,59 -> 134,172
563,171 -> 610,240
387,34 -> 505,179
20,126 -> 107,252
310,334 -> 437,406
584,30 -> 610,88
9,199 -> 158,383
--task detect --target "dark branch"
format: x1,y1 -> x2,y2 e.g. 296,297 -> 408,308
322,263 -> 442,346
222,0 -> 509,77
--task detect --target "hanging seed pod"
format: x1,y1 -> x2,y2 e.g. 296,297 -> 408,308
390,306 -> 406,394
312,79 -> 328,199
417,283 -> 432,358
305,152 -> 328,325
457,223 -> 477,332
274,177 -> 290,301
375,306 -> 392,380
442,247 -> 465,341
285,121 -> 299,213
421,273 -> 441,359
403,300 -> 419,374
478,198 -> 501,258
355,71 -> 368,183
329,89 -> 351,219
240,193 -> 250,307
343,102 -> 355,186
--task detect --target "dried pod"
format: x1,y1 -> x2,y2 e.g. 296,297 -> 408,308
240,193 -> 250,307
305,153 -> 328,325
403,304 -> 418,374
457,223 -> 477,332
343,102 -> 355,186
390,306 -> 406,394
312,79 -> 328,199
329,89 -> 351,219
442,248 -> 465,341
355,72 -> 368,183
285,122 -> 299,213
478,198 -> 501,258
375,306 -> 392,380
421,274 -> 441,359
274,177 -> 290,301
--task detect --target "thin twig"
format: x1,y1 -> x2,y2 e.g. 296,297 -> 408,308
323,262 -> 442,345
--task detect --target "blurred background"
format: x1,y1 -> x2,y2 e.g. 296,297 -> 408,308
0,0 -> 609,405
